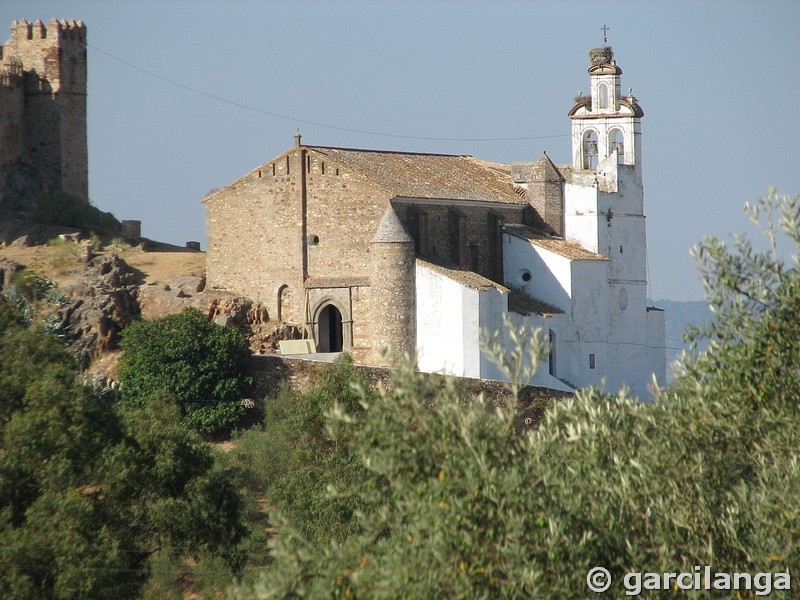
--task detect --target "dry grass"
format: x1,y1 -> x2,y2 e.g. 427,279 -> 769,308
0,241 -> 205,287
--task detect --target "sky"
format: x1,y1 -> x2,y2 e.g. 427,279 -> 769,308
2,1 -> 798,301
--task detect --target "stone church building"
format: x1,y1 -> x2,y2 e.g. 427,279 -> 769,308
205,46 -> 666,397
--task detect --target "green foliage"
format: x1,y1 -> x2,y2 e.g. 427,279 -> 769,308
230,356 -> 376,548
0,324 -> 249,599
686,188 -> 800,409
0,296 -> 22,334
119,308 -> 253,434
242,364 -> 800,599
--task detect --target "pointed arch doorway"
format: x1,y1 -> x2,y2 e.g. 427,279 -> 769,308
317,304 -> 343,353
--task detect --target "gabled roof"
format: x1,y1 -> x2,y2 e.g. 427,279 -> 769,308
307,146 -> 527,205
416,259 -> 563,316
417,259 -> 508,292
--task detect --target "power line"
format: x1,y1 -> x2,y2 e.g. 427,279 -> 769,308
87,43 -> 569,143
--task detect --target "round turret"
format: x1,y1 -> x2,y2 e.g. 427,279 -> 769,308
369,205 -> 416,365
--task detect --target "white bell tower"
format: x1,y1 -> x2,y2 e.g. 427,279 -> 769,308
560,44 -> 665,397
568,46 -> 643,178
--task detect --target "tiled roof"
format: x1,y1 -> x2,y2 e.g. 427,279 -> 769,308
505,225 -> 608,261
416,259 -> 563,316
307,146 -> 527,205
508,290 -> 563,316
416,259 -> 509,292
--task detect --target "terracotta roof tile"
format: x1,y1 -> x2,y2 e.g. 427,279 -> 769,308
307,146 -> 526,205
505,225 -> 608,261
416,259 -> 508,292
508,290 -> 563,316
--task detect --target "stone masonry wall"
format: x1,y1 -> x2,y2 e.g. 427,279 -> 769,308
370,239 -> 416,363
206,145 -> 393,332
0,63 -> 24,192
395,202 -> 525,285
304,150 -> 390,278
205,152 -> 304,316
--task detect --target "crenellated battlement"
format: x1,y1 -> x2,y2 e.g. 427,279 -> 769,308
9,18 -> 86,43
0,18 -> 88,203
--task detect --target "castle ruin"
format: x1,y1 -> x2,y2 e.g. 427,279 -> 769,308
0,19 -> 88,206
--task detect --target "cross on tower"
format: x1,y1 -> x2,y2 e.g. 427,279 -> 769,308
601,24 -> 610,44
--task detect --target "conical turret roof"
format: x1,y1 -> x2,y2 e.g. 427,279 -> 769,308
371,205 -> 413,243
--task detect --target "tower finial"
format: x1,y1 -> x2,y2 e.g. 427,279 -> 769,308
294,129 -> 301,148
601,24 -> 610,44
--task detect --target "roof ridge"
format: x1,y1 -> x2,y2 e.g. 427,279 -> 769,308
306,145 -> 472,158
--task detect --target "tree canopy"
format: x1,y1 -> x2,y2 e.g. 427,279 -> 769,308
119,307 -> 253,434
0,304 -> 248,599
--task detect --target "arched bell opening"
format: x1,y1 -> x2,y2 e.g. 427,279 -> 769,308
582,129 -> 599,170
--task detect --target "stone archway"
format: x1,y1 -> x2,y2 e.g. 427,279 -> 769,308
317,304 -> 343,353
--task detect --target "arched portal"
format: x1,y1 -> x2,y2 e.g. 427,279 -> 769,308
317,304 -> 343,353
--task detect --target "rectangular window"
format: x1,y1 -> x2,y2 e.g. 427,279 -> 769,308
469,244 -> 479,271
448,209 -> 462,266
589,354 -> 596,370
408,208 -> 428,256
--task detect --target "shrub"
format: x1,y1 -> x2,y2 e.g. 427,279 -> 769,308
230,356 -> 376,546
0,305 -> 250,599
119,308 -> 252,435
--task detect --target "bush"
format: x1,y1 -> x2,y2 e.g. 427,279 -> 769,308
230,356 -> 376,546
119,308 -> 253,435
0,323 -> 249,599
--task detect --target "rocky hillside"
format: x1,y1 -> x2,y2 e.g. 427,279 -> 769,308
0,235 -> 297,379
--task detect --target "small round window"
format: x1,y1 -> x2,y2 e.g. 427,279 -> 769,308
518,269 -> 532,285
307,234 -> 320,246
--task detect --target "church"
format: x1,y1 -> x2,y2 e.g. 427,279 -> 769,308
204,46 -> 666,398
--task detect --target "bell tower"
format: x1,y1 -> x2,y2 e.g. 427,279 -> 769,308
561,44 -> 665,396
568,46 -> 643,178
563,44 -> 648,301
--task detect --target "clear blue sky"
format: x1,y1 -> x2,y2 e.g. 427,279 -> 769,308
3,1 -> 798,300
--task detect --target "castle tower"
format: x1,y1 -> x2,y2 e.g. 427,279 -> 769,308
2,19 -> 88,201
369,205 -> 416,365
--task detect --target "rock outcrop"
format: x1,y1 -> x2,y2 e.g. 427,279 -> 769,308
56,253 -> 141,368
